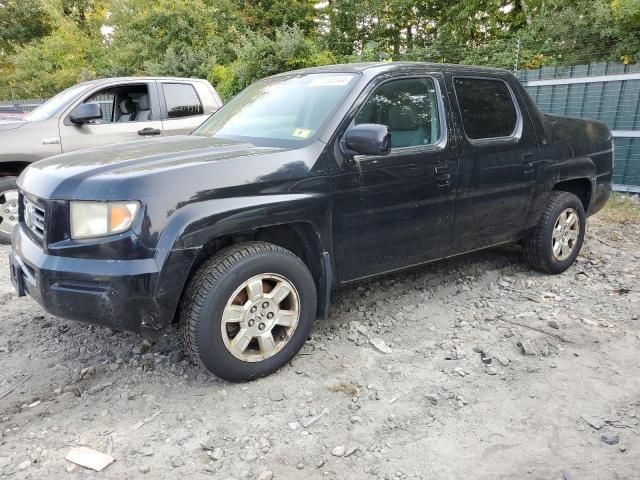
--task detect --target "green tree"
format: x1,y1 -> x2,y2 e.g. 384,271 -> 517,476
610,0 -> 640,63
5,19 -> 107,97
320,0 -> 524,65
511,0 -> 640,67
0,0 -> 52,88
105,0 -> 243,78
210,25 -> 335,99
233,0 -> 318,36
1,0 -> 107,98
2,0 -> 640,100
0,0 -> 52,53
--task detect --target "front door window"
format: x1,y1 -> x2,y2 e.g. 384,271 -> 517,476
83,84 -> 152,123
355,78 -> 441,149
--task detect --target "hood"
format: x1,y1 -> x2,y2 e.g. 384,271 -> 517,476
0,119 -> 27,131
19,135 -> 289,200
31,135 -> 276,174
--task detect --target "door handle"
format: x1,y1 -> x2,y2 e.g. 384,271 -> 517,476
522,153 -> 534,174
434,165 -> 451,187
138,127 -> 161,136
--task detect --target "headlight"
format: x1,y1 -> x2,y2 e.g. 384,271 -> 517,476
70,201 -> 140,239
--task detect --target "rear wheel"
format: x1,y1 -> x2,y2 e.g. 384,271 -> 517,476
180,241 -> 317,382
523,191 -> 586,274
0,177 -> 19,244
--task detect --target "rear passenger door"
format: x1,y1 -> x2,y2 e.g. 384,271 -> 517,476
449,75 -> 538,251
159,82 -> 211,134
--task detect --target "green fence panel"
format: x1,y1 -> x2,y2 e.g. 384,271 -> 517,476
616,80 -> 640,130
565,83 -> 587,118
519,62 -> 640,188
601,81 -> 623,127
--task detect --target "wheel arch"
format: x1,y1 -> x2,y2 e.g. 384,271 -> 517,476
552,177 -> 593,213
147,195 -> 334,337
0,160 -> 32,178
172,222 -> 332,325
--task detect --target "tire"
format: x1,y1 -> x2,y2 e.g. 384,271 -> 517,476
0,176 -> 19,244
523,191 -> 586,274
180,241 -> 317,382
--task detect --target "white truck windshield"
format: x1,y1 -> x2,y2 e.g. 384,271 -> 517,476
25,83 -> 94,122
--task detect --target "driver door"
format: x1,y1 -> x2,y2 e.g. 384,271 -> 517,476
331,74 -> 459,281
59,81 -> 164,153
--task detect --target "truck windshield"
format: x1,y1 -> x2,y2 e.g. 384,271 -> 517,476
25,83 -> 94,122
194,73 -> 358,147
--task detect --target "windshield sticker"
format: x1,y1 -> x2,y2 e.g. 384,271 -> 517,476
292,128 -> 313,139
308,75 -> 352,87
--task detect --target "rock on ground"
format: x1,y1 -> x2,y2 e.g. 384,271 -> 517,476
0,205 -> 639,479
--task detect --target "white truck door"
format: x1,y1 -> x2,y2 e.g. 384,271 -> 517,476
59,81 -> 164,153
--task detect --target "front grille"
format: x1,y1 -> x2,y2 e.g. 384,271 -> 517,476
23,195 -> 46,242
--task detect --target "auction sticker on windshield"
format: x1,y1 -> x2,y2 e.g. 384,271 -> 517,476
308,75 -> 353,87
292,128 -> 313,139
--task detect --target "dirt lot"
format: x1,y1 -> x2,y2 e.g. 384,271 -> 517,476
1,195 -> 639,480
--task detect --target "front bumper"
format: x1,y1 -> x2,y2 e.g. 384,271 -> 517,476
10,224 -> 164,334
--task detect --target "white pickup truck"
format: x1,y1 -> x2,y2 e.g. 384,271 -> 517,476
0,76 -> 223,242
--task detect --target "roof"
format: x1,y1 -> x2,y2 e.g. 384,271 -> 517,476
281,61 -> 512,76
76,76 -> 208,86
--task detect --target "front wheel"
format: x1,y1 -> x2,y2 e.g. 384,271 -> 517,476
0,177 -> 19,244
180,241 -> 317,382
523,191 -> 586,274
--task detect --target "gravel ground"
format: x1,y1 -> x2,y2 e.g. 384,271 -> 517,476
1,196 -> 639,480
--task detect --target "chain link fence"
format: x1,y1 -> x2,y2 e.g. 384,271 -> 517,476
0,95 -> 113,118
0,98 -> 47,112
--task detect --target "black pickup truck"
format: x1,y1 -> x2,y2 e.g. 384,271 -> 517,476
10,62 -> 612,381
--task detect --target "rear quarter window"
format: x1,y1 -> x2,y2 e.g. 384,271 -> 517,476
162,83 -> 204,118
453,77 -> 518,140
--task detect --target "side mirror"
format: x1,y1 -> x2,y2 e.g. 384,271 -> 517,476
69,102 -> 102,124
342,123 -> 391,157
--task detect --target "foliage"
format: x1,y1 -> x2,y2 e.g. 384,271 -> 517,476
0,1 -> 108,98
4,20 -> 107,98
0,0 -> 52,86
322,0 -> 640,69
210,25 -> 335,100
0,0 -> 639,99
233,0 -> 318,36
0,0 -> 51,54
105,0 -> 230,77
511,0 -> 640,67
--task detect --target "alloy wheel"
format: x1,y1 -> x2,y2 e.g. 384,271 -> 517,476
0,189 -> 19,236
221,273 -> 300,362
552,207 -> 580,261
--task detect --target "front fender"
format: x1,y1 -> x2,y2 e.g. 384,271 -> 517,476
158,193 -> 330,252
144,193 -> 331,335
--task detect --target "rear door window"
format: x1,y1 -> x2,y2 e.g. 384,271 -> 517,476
453,78 -> 518,140
162,83 -> 204,118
